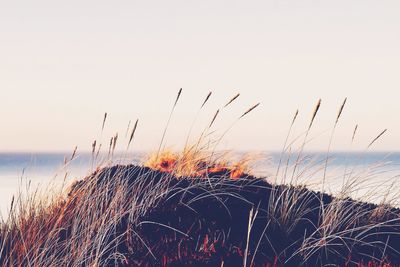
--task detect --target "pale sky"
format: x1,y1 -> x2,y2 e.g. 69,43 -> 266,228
0,0 -> 399,152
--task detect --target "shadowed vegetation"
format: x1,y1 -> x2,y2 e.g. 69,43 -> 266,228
0,90 -> 399,266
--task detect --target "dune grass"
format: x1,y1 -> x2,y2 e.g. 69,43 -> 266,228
0,90 -> 399,266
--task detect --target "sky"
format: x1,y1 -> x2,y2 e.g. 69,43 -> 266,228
0,0 -> 399,152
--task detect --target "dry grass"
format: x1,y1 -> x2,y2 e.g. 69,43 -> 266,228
0,90 -> 399,266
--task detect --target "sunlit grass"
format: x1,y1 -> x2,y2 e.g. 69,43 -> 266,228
0,89 -> 399,266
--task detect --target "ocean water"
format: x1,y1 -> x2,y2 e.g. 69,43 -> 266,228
0,152 -> 399,216
0,152 -> 143,217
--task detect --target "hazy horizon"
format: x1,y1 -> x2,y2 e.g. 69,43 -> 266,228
1,1 -> 399,152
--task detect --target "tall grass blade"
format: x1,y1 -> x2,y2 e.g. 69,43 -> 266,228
368,129 -> 387,148
157,88 -> 183,159
101,112 -> 107,132
224,93 -> 240,108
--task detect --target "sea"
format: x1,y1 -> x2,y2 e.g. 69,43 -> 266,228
0,152 -> 399,217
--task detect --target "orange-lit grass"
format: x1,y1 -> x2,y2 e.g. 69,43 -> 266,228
145,149 -> 252,179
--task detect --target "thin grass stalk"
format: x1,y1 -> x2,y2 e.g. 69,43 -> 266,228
341,124 -> 358,191
367,129 -> 387,149
195,92 -> 240,152
184,91 -> 212,151
224,93 -> 240,108
127,119 -> 139,151
101,112 -> 107,132
196,92 -> 240,149
125,120 -> 131,138
322,97 -> 347,193
156,88 -> 182,160
290,99 -> 321,184
210,103 -> 260,158
275,109 -> 298,182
